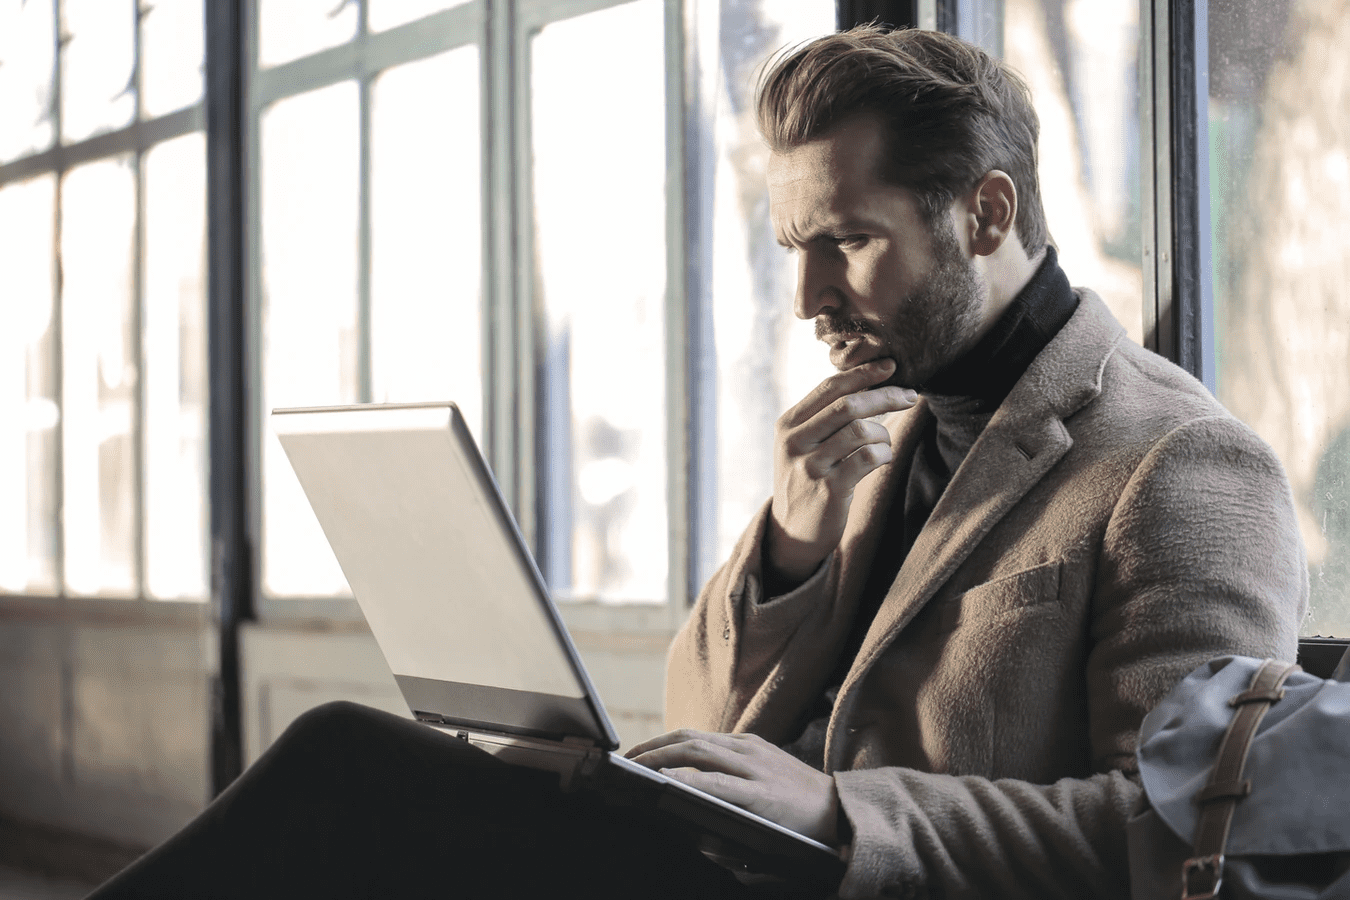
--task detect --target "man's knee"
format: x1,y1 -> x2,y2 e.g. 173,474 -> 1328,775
284,699 -> 384,740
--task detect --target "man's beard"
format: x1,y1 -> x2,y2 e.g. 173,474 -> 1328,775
815,220 -> 986,389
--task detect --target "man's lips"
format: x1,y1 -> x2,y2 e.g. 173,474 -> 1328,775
823,333 -> 885,370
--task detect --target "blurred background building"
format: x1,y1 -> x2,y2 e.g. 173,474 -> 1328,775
0,0 -> 1345,886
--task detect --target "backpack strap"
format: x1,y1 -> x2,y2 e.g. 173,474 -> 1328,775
1181,659 -> 1300,900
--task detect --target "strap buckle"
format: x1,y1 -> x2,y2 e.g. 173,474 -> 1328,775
1181,854 -> 1224,900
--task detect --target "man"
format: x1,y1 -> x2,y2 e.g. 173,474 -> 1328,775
88,25 -> 1303,900
626,25 -> 1306,899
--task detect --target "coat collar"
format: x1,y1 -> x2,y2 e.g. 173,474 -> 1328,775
824,290 -> 1126,768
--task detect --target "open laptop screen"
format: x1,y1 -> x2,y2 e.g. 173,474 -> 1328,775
272,402 -> 615,747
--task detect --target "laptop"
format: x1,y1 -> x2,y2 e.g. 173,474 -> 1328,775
270,401 -> 843,885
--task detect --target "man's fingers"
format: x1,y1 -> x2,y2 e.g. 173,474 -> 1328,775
801,416 -> 893,479
628,738 -> 757,778
830,440 -> 894,487
657,767 -> 756,809
781,358 -> 899,428
623,729 -> 685,759
624,727 -> 732,759
784,387 -> 916,455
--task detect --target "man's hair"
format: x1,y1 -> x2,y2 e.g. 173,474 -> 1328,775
757,25 -> 1047,256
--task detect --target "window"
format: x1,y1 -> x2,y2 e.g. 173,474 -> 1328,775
529,0 -> 670,602
252,2 -> 484,600
961,0 -> 1145,344
703,2 -> 839,571
252,0 -> 843,613
1209,0 -> 1350,637
0,0 -> 208,602
964,0 -> 1344,638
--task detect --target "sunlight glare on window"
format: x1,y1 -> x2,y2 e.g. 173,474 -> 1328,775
370,46 -> 484,439
141,0 -> 205,118
60,0 -> 135,144
260,82 -> 359,598
995,0 -> 1143,341
0,175 -> 58,595
531,0 -> 667,602
60,157 -> 138,598
143,133 -> 208,600
1210,0 -> 1350,637
0,0 -> 56,163
257,0 -> 359,69
708,1 -> 836,567
369,0 -> 471,33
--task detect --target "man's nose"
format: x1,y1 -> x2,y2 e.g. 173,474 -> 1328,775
793,250 -> 840,320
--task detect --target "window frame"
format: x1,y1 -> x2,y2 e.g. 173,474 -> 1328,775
0,0 -> 209,619
4,0 -> 1344,795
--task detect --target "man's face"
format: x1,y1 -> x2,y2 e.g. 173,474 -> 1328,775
767,113 -> 988,389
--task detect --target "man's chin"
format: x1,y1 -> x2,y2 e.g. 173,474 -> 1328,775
848,359 -> 913,391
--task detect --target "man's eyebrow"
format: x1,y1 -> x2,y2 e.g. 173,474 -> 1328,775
777,221 -> 871,248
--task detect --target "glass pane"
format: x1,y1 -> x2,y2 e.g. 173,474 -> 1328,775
60,0 -> 135,144
532,0 -> 667,602
61,157 -> 138,597
0,0 -> 56,162
141,0 -> 205,118
143,133 -> 208,600
260,82 -> 359,597
976,0 -> 1144,343
257,0 -> 358,68
370,46 -> 483,438
369,0 -> 471,33
0,175 -> 58,594
1210,2 -> 1350,637
707,3 -> 838,570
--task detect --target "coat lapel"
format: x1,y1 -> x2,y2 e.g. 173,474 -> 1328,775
825,290 -> 1126,765
848,398 -> 1073,679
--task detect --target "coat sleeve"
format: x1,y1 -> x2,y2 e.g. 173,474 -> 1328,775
832,415 -> 1308,900
665,500 -> 840,736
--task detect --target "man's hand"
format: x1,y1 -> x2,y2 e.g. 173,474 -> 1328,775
766,358 -> 917,586
625,729 -> 841,846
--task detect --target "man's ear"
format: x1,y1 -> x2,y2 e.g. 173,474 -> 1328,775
968,170 -> 1017,257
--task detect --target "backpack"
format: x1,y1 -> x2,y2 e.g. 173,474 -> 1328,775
1126,650 -> 1350,899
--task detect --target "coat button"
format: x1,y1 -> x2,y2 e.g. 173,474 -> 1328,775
722,625 -> 730,640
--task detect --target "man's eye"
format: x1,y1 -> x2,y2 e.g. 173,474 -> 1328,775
835,235 -> 867,250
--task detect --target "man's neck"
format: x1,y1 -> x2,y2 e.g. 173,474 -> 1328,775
973,241 -> 1046,335
920,245 -> 1076,408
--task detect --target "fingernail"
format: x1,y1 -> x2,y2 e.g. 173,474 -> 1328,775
901,389 -> 918,402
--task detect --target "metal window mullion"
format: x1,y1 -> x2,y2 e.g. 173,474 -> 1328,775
132,148 -> 147,599
357,0 -> 372,405
680,0 -> 719,613
0,107 -> 205,189
484,0 -> 517,505
511,3 -> 538,548
1143,0 -> 1175,360
244,0 -> 266,623
1141,0 -> 1213,386
837,1 -> 919,30
248,5 -> 485,109
205,0 -> 250,795
665,0 -> 691,618
1140,0 -> 1163,354
132,0 -> 147,600
51,0 -> 67,599
1168,0 -> 1213,387
358,72 -> 373,403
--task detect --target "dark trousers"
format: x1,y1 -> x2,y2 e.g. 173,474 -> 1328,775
86,701 -> 793,900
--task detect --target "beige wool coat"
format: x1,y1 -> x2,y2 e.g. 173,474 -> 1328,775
666,291 -> 1307,899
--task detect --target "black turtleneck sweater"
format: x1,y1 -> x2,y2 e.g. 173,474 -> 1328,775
780,247 -> 1078,767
